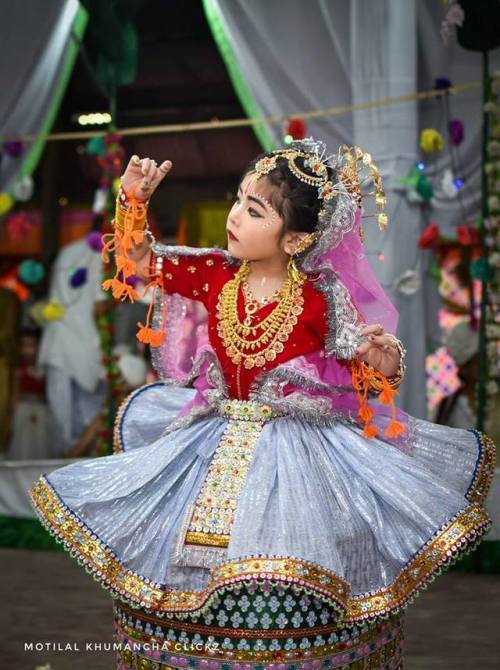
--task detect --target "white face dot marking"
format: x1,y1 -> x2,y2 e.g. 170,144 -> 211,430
241,175 -> 279,230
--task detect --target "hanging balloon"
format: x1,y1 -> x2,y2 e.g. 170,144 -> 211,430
86,231 -> 103,252
416,173 -> 434,201
420,129 -> 445,152
0,192 -> 14,215
3,140 -> 25,157
19,259 -> 45,285
42,299 -> 65,321
12,175 -> 34,202
285,117 -> 307,141
448,119 -> 465,146
70,267 -> 88,288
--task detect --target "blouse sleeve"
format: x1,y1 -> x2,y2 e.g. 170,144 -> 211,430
151,246 -> 226,307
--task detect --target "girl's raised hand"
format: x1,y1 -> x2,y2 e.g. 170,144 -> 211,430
120,155 -> 172,202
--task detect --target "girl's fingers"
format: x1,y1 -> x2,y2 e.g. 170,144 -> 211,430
366,334 -> 397,348
141,157 -> 151,175
360,323 -> 384,336
151,160 -> 173,187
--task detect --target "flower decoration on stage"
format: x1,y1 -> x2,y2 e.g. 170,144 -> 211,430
70,267 -> 88,288
96,133 -> 125,190
440,1 -> 464,46
42,299 -> 65,321
3,139 -> 25,158
18,259 -> 45,285
420,128 -> 445,152
0,191 -> 14,216
285,117 -> 307,141
456,224 -> 480,247
5,211 -> 33,242
418,222 -> 441,250
448,119 -> 465,146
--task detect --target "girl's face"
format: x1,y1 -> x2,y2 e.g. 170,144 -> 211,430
226,172 -> 287,261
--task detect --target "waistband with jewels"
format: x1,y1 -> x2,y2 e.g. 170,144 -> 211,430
215,398 -> 283,422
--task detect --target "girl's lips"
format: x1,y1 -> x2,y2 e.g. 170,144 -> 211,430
227,230 -> 238,241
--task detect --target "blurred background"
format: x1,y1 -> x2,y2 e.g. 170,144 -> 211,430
0,1 -> 499,668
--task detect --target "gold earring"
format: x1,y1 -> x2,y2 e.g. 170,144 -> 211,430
287,254 -> 302,283
294,233 -> 316,255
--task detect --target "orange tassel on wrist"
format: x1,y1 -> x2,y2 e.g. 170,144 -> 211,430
101,184 -> 166,346
351,359 -> 406,439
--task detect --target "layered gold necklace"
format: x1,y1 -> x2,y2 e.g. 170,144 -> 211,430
216,260 -> 307,397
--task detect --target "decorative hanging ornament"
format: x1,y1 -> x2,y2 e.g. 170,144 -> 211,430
12,175 -> 34,202
441,168 -> 459,199
92,188 -> 108,214
18,259 -> 45,285
5,211 -> 33,242
456,224 -> 480,246
420,128 -> 445,152
448,119 -> 465,146
86,230 -> 103,252
3,139 -> 25,158
0,191 -> 14,215
392,269 -> 421,296
86,136 -> 106,157
285,117 -> 307,141
42,299 -> 65,321
0,268 -> 30,301
418,222 -> 441,249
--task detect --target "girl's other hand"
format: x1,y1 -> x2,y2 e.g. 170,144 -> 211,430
354,323 -> 401,377
120,155 -> 172,202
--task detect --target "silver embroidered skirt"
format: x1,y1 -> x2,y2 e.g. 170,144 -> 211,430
30,382 -> 494,668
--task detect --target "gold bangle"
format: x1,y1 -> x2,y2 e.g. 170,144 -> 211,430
113,198 -> 148,233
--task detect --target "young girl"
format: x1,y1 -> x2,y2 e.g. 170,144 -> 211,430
30,139 -> 495,669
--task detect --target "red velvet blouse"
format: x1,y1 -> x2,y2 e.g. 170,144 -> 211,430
156,250 -> 328,400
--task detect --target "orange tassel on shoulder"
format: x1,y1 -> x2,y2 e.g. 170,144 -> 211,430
351,359 -> 406,439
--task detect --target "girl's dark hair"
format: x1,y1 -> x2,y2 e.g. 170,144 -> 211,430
243,152 -> 335,236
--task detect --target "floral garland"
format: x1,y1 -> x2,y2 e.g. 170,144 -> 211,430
94,133 -> 125,455
481,72 -> 500,402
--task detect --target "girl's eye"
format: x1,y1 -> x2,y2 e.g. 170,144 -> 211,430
249,207 -> 261,218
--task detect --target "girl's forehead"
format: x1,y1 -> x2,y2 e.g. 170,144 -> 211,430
239,172 -> 275,200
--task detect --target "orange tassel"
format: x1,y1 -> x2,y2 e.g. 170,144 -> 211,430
136,323 -> 165,346
350,359 -> 406,440
363,423 -> 379,438
101,184 -> 167,347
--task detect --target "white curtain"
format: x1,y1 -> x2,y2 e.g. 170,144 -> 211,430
0,0 -> 87,195
204,0 -> 500,418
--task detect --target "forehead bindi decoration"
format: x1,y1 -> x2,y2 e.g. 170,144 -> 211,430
242,176 -> 279,229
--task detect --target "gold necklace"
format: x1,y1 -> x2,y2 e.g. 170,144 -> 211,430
216,261 -> 307,397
